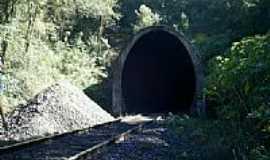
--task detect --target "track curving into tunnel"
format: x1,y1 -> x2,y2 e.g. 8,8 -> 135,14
113,26 -> 202,115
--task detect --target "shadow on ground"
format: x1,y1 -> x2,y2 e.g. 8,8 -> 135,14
84,77 -> 113,115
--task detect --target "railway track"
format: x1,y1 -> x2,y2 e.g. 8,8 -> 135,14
0,118 -> 153,160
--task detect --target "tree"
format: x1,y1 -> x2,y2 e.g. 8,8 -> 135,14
133,4 -> 161,31
0,0 -> 120,109
119,0 -> 270,62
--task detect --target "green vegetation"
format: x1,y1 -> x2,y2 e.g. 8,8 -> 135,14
167,116 -> 236,160
0,0 -> 118,109
0,0 -> 269,159
206,33 -> 270,159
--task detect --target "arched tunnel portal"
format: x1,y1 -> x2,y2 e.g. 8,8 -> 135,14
113,26 -> 203,115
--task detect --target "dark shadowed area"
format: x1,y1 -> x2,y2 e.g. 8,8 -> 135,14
122,30 -> 196,114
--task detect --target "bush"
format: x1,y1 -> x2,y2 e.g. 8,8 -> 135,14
206,33 -> 270,158
0,21 -> 116,111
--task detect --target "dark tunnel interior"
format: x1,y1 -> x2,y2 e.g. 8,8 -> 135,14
122,30 -> 196,114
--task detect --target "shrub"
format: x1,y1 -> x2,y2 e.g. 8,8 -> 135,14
0,22 -> 116,111
206,33 -> 270,158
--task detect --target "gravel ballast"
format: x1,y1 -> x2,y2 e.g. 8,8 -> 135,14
2,81 -> 115,141
86,118 -> 234,160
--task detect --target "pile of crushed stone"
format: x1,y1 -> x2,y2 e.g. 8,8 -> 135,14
2,80 -> 115,141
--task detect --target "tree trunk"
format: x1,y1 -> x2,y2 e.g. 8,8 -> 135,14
1,40 -> 8,66
25,2 -> 37,53
0,105 -> 8,132
0,39 -> 8,132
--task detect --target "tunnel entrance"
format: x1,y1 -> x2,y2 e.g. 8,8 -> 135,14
113,26 -> 202,114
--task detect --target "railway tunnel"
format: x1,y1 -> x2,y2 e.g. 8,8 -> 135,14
113,26 -> 203,115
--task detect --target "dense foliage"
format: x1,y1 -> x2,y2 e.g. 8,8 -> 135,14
120,0 -> 270,61
0,0 -> 269,159
208,34 -> 270,123
207,33 -> 270,159
0,0 -> 118,109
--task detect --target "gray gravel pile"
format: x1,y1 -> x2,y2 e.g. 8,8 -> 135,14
3,80 -> 115,141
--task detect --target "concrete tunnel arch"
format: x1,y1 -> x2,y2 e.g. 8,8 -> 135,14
113,26 -> 203,115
